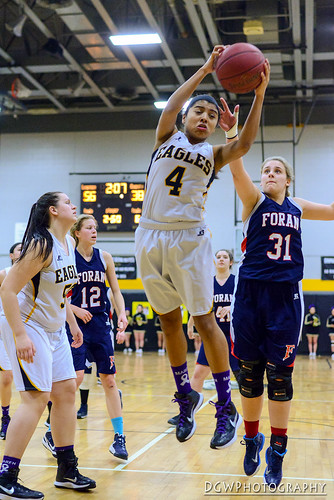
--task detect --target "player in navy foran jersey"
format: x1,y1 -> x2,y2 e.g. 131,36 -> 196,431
227,128 -> 334,486
67,214 -> 128,461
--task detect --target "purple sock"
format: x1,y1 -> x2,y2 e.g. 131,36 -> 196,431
212,370 -> 231,403
1,406 -> 9,418
171,362 -> 191,394
0,456 -> 20,474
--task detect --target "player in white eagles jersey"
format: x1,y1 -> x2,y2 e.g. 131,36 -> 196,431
0,243 -> 22,440
135,44 -> 270,448
0,192 -> 96,499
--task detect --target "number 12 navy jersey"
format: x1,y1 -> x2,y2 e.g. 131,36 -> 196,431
70,248 -> 109,315
239,193 -> 303,283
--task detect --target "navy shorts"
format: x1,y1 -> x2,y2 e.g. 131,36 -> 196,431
231,278 -> 303,366
196,325 -> 239,373
67,313 -> 116,375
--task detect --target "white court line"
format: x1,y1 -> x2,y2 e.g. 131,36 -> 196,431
114,397 -> 215,471
19,463 -> 334,483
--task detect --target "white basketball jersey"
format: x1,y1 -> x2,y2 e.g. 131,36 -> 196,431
18,233 -> 78,333
0,267 -> 11,314
140,131 -> 215,230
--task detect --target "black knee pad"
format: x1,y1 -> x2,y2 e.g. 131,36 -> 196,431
238,359 -> 266,398
266,361 -> 293,401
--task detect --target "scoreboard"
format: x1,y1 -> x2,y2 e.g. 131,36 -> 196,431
81,181 -> 144,232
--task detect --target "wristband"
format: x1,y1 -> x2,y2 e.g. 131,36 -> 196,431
225,109 -> 239,139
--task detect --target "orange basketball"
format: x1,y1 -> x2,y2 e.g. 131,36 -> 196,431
215,43 -> 265,94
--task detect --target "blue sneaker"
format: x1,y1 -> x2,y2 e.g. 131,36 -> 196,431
173,390 -> 203,442
264,434 -> 288,487
77,404 -> 88,419
109,433 -> 128,460
242,432 -> 265,476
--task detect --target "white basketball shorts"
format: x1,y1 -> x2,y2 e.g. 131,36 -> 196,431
135,225 -> 214,316
0,317 -> 76,392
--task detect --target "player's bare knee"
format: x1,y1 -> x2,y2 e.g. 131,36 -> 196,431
266,361 -> 293,401
238,359 -> 266,398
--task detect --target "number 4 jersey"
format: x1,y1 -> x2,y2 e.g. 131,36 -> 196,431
140,131 -> 215,230
239,193 -> 303,283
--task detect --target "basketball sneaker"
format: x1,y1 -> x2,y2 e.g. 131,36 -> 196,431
210,400 -> 242,449
42,430 -> 57,458
109,433 -> 128,460
241,432 -> 265,476
0,414 -> 11,440
54,456 -> 96,490
264,434 -> 288,487
167,414 -> 180,426
0,467 -> 44,499
173,390 -> 203,442
77,404 -> 88,419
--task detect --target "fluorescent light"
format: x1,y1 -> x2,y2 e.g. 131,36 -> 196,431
154,101 -> 168,109
110,33 -> 162,46
154,99 -> 191,111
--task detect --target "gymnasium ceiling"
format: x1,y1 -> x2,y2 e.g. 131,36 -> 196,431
0,0 -> 334,133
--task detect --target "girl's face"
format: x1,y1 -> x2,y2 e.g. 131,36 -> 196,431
332,308 -> 334,316
215,250 -> 232,272
260,160 -> 290,197
76,218 -> 97,245
309,307 -> 316,314
182,100 -> 218,142
10,244 -> 22,263
137,305 -> 143,313
53,193 -> 77,224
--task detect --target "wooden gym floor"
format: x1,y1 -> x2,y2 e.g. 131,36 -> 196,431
2,352 -> 334,499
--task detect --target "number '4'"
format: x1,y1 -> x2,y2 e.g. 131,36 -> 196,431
165,166 -> 186,196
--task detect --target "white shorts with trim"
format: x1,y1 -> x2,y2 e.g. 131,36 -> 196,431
135,225 -> 214,316
0,317 -> 76,392
0,335 -> 11,371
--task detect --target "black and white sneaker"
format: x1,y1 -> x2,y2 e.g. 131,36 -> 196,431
173,390 -> 203,442
210,400 -> 242,449
167,414 -> 180,426
54,457 -> 96,490
109,433 -> 128,460
42,430 -> 57,458
0,415 -> 11,440
0,467 -> 44,498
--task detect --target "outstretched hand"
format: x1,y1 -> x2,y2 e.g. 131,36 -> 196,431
202,45 -> 226,74
218,97 -> 239,134
255,59 -> 270,97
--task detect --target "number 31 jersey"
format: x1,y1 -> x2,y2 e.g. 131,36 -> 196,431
140,131 -> 215,230
239,193 -> 303,283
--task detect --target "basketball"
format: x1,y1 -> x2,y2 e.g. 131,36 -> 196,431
215,43 -> 265,94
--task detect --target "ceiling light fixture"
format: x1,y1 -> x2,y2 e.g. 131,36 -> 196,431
109,33 -> 162,46
154,100 -> 190,111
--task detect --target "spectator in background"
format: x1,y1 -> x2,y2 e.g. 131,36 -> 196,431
133,304 -> 148,355
123,309 -> 134,354
326,306 -> 334,360
304,305 -> 321,358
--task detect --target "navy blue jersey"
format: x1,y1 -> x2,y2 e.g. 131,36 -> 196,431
213,274 -> 235,335
70,248 -> 109,316
239,194 -> 303,283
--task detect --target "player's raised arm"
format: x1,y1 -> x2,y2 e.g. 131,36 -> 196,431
154,45 -> 225,150
213,60 -> 270,172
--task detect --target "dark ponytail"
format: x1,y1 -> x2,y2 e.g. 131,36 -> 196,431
19,192 -> 61,263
